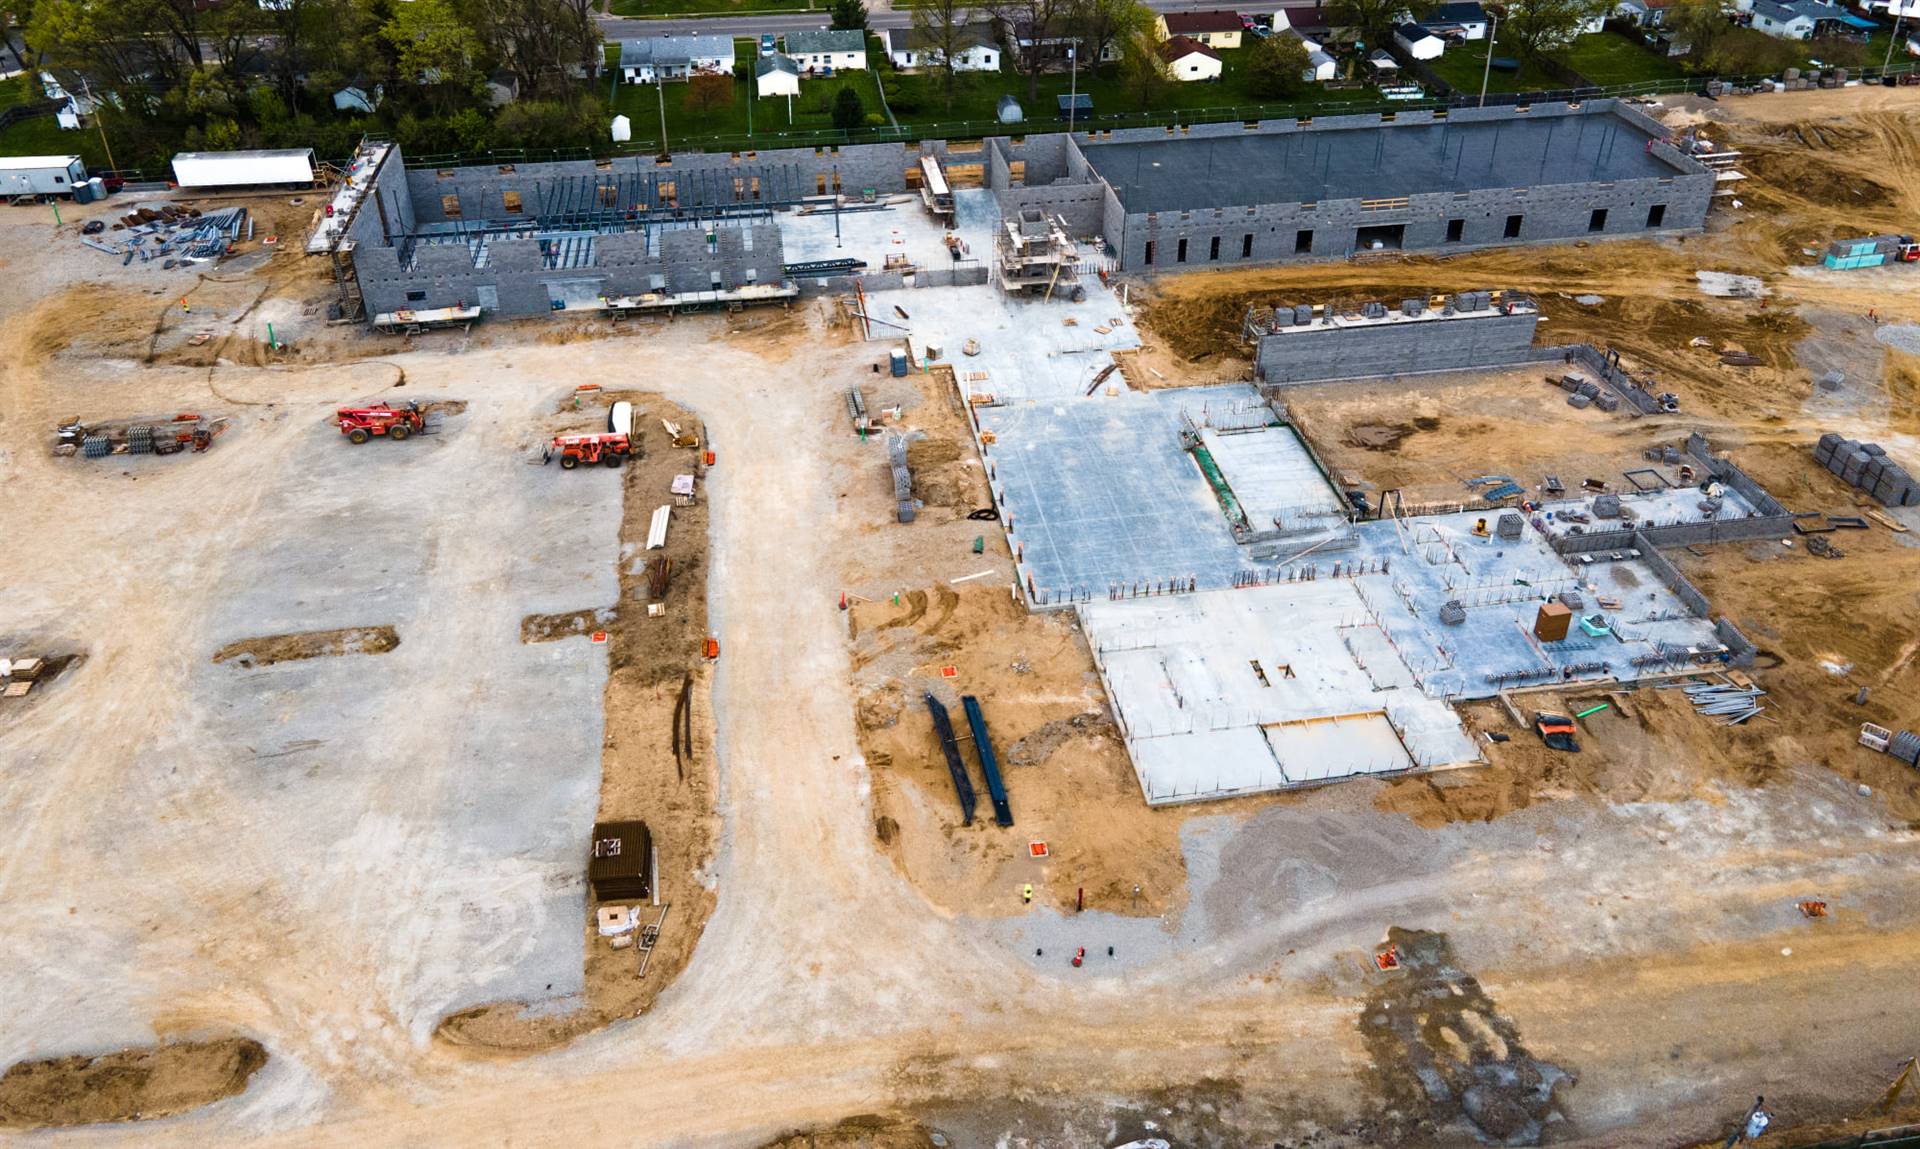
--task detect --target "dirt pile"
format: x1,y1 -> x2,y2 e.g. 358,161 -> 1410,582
520,609 -> 612,644
754,1113 -> 938,1149
851,586 -> 1187,918
210,626 -> 400,667
0,1038 -> 266,1129
1360,929 -> 1571,1145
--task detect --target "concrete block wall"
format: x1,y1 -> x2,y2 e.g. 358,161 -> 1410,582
1715,618 -> 1758,667
1255,311 -> 1541,385
1687,431 -> 1791,516
1634,531 -> 1712,618
346,144 -> 417,251
356,219 -> 782,316
1113,168 -> 1711,272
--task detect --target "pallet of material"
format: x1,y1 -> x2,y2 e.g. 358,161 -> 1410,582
3,680 -> 32,698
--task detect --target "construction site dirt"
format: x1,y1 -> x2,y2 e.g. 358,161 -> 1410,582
3,86 -> 1920,1149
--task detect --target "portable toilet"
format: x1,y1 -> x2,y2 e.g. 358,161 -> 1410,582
889,348 -> 908,377
997,95 -> 1024,124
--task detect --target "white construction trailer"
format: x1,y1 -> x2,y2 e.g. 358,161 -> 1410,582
0,155 -> 87,199
171,148 -> 317,189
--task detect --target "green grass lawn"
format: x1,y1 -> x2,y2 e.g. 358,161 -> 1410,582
611,41 -> 896,149
881,47 -> 1385,134
1426,27 -> 1686,93
1559,29 -> 1691,84
1424,35 -> 1565,93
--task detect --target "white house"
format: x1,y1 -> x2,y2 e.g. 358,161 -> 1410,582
1393,22 -> 1446,57
885,24 -> 1001,71
1276,26 -> 1324,52
618,35 -> 736,83
783,28 -> 868,72
1157,35 -> 1223,80
754,53 -> 802,96
1751,0 -> 1838,37
1304,47 -> 1337,79
1614,0 -> 1671,27
1426,1 -> 1490,38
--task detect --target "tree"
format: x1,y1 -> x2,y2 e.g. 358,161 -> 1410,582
985,0 -> 1073,100
831,83 -> 865,128
683,72 -> 732,121
382,0 -> 485,113
1116,28 -> 1170,108
1064,0 -> 1153,70
912,0 -> 973,110
1327,0 -> 1404,54
829,0 -> 867,32
474,0 -> 599,101
1246,31 -> 1311,98
1664,0 -> 1731,63
1502,0 -> 1609,63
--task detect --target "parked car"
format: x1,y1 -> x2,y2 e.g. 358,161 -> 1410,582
1251,24 -> 1272,37
760,33 -> 776,55
1240,13 -> 1256,28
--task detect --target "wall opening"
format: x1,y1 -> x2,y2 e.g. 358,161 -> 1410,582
1177,237 -> 1188,262
1646,203 -> 1666,227
1504,214 -> 1523,239
1588,208 -> 1608,232
405,290 -> 427,302
1209,236 -> 1221,261
1355,223 -> 1405,251
1446,218 -> 1464,242
501,191 -> 522,214
1242,232 -> 1254,258
440,194 -> 461,218
1144,240 -> 1155,265
1294,228 -> 1313,254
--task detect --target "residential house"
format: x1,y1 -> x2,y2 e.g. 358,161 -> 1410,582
1614,0 -> 1672,27
1425,0 -> 1490,37
1366,46 -> 1401,73
1393,22 -> 1446,56
485,70 -> 518,107
783,28 -> 868,72
1157,35 -> 1224,79
1304,47 -> 1338,79
618,35 -> 737,83
1157,10 -> 1246,48
1751,0 -> 1846,35
332,85 -> 381,114
754,52 -> 801,96
1006,18 -> 1123,67
1575,11 -> 1608,32
1275,26 -> 1324,53
885,24 -> 1002,71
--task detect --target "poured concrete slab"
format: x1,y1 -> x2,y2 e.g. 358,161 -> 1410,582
1082,582 -> 1477,804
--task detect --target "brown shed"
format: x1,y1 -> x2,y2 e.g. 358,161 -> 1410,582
587,821 -> 653,902
1534,602 -> 1572,643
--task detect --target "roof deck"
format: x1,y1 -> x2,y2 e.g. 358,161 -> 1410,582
1084,109 -> 1689,214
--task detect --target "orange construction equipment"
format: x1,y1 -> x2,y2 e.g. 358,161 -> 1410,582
337,401 -> 426,444
545,432 -> 632,470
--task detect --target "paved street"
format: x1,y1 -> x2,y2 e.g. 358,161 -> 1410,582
598,0 -> 1268,37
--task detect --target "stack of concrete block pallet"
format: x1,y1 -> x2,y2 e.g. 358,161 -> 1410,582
1815,433 -> 1918,506
890,435 -> 916,523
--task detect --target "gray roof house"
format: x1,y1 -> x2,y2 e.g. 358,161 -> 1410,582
619,35 -> 738,82
783,28 -> 869,63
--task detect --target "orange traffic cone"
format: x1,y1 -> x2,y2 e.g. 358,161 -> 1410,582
1071,947 -> 1084,968
839,592 -> 847,611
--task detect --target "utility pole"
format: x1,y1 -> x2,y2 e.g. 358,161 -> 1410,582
1885,6 -> 1905,70
1479,10 -> 1499,109
81,77 -> 116,174
1068,45 -> 1078,133
655,73 -> 669,157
